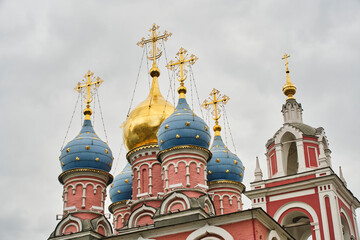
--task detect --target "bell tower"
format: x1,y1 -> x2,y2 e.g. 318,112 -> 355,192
245,54 -> 360,240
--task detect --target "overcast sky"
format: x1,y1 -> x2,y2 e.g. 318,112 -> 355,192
0,0 -> 359,239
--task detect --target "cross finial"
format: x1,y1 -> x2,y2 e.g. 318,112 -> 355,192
137,23 -> 172,78
74,70 -> 104,120
166,47 -> 198,98
281,53 -> 296,100
282,53 -> 290,73
202,88 -> 230,136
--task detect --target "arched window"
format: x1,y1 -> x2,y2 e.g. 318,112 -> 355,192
341,215 -> 351,240
281,132 -> 298,175
282,211 -> 312,240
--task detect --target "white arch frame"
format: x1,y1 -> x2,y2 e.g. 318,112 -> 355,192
128,205 -> 156,228
273,201 -> 320,240
267,230 -> 281,240
55,215 -> 82,236
341,207 -> 355,237
160,192 -> 191,214
186,224 -> 234,240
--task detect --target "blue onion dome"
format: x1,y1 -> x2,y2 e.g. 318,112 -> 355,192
59,119 -> 113,173
207,135 -> 244,183
109,163 -> 133,203
157,97 -> 211,152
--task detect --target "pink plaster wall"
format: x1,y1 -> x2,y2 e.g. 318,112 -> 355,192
163,153 -> 206,193
63,175 -> 107,220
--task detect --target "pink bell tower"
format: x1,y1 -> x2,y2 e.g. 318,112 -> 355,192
245,54 -> 360,240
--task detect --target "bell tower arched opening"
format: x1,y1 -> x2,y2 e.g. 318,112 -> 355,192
281,132 -> 298,175
282,211 -> 312,240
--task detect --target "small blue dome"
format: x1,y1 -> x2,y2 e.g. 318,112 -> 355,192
157,98 -> 211,151
207,135 -> 244,183
60,120 -> 113,173
109,164 -> 133,203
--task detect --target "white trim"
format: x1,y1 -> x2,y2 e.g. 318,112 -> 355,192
273,201 -> 321,240
186,223 -> 234,240
341,207 -> 355,237
267,230 -> 281,240
169,183 -> 184,189
269,189 -> 315,202
195,184 -> 208,189
128,205 -> 156,228
62,222 -> 79,234
55,215 -> 82,236
168,200 -> 186,212
137,192 -> 149,198
160,192 -> 190,214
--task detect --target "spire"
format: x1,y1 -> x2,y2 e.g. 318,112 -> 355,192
282,53 -> 297,100
74,70 -> 104,120
254,156 -> 263,181
166,47 -> 198,99
202,88 -> 230,136
339,166 -> 347,186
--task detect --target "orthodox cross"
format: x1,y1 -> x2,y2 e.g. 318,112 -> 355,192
74,70 -> 103,119
281,53 -> 296,99
282,53 -> 291,73
166,47 -> 198,87
137,23 -> 172,68
202,89 -> 230,135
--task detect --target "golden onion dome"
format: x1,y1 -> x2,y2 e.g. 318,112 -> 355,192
123,76 -> 174,151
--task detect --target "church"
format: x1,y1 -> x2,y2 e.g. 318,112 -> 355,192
49,24 -> 360,240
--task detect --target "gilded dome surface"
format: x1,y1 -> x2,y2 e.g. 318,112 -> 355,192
123,78 -> 174,151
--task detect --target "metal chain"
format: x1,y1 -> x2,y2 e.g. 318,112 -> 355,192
190,73 -> 195,110
145,45 -> 151,91
189,65 -> 204,119
95,88 -> 109,143
112,143 -> 124,175
223,109 -> 228,146
162,39 -> 176,105
80,91 -> 83,125
93,90 -> 96,126
127,46 -> 146,118
223,105 -> 237,154
60,92 -> 81,151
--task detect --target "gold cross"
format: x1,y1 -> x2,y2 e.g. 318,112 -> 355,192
282,53 -> 290,73
202,89 -> 230,135
167,47 -> 198,85
74,70 -> 104,120
137,23 -> 172,68
166,48 -> 198,98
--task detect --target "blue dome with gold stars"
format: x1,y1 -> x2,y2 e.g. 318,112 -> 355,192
59,120 -> 113,173
110,164 -> 133,203
207,135 -> 244,183
157,98 -> 211,151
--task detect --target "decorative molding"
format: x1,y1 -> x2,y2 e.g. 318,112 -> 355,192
126,144 -> 159,161
128,205 -> 156,228
55,215 -> 82,236
158,145 -> 212,162
59,168 -> 113,185
160,192 -> 190,214
186,223 -> 234,240
269,189 -> 315,202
